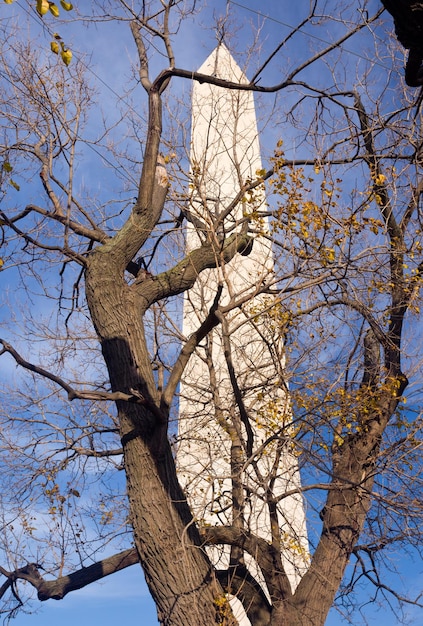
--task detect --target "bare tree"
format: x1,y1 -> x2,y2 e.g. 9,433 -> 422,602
0,2 -> 422,625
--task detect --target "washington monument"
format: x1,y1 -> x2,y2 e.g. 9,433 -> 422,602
177,43 -> 309,624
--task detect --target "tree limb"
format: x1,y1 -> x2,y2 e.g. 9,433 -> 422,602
152,11 -> 383,94
0,340 -> 155,406
162,285 -> 223,410
200,525 -> 293,603
216,566 -> 272,626
0,549 -> 139,602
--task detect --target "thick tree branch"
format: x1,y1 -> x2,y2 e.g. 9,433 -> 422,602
0,549 -> 139,602
216,566 -> 272,626
200,525 -> 293,603
136,226 -> 253,312
381,0 -> 423,86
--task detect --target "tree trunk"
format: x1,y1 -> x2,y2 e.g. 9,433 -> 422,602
85,250 -> 225,626
282,433 -> 381,625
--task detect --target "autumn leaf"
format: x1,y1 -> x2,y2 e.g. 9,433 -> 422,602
36,0 -> 49,16
374,173 -> 386,185
61,48 -> 72,66
49,2 -> 60,17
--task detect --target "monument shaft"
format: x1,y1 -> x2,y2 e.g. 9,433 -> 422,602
178,45 -> 309,623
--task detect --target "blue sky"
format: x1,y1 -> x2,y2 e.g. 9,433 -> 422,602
1,1 -> 423,625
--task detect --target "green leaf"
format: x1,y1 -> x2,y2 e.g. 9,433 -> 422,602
2,162 -> 12,173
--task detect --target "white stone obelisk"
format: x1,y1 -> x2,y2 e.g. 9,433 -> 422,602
178,44 -> 308,624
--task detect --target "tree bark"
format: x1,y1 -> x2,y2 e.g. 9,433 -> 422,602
84,253 -> 225,626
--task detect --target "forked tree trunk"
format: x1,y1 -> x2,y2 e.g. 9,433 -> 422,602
85,252 -> 229,626
84,250 -> 386,626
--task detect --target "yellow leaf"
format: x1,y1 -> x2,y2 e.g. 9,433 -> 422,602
49,2 -> 60,17
314,163 -> 320,174
0,259 -> 3,269
4,0 -> 14,4
2,161 -> 12,173
50,41 -> 60,54
60,0 -> 73,9
9,179 -> 20,191
36,0 -> 49,15
61,48 -> 72,66
324,247 -> 335,263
